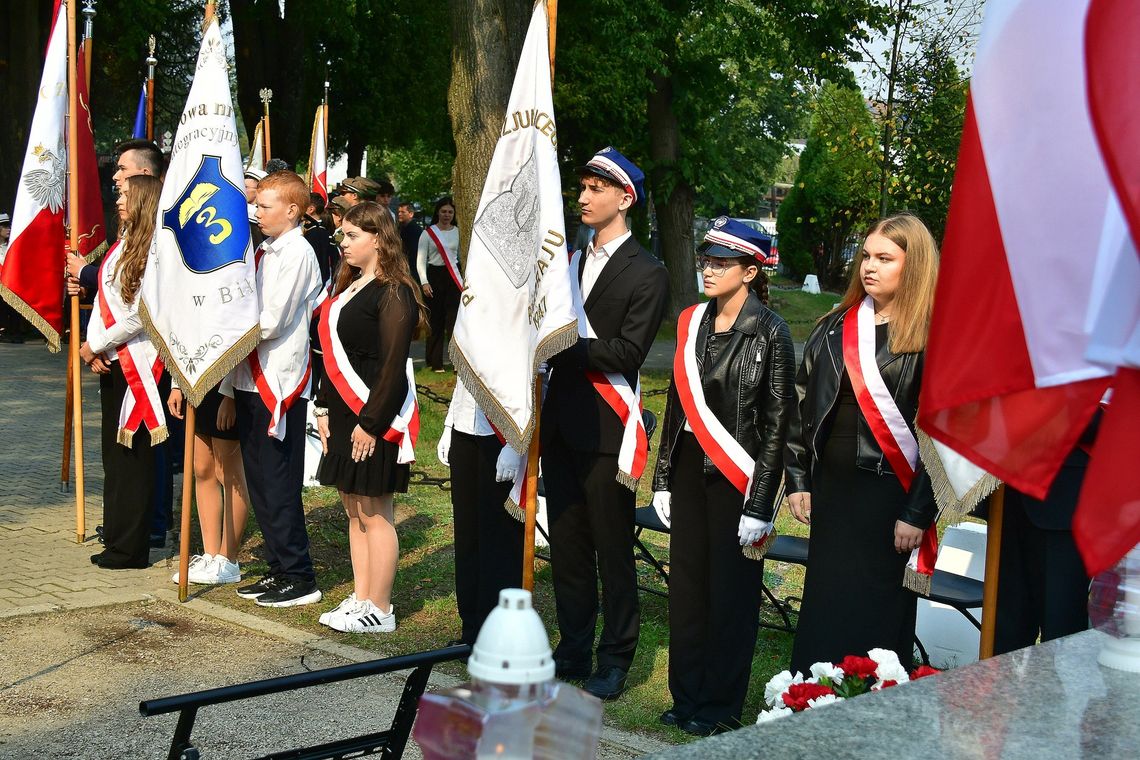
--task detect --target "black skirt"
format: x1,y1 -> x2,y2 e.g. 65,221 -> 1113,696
194,385 -> 239,440
789,374 -> 917,674
317,388 -> 409,496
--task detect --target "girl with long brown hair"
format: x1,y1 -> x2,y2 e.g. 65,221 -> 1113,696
784,212 -> 940,674
79,174 -> 169,569
315,201 -> 427,632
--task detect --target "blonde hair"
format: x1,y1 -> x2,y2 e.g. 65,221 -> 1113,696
829,212 -> 939,353
114,174 -> 162,306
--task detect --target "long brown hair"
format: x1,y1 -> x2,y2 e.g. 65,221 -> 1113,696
828,212 -> 939,353
335,201 -> 428,333
114,174 -> 162,305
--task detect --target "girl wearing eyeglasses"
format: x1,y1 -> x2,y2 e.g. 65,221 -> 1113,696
651,217 -> 795,735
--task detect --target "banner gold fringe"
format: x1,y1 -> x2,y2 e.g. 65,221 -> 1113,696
82,237 -> 109,265
742,529 -> 777,562
903,566 -> 933,597
0,285 -> 61,352
916,429 -> 1002,523
139,299 -> 261,408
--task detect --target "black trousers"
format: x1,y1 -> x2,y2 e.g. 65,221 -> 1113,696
99,362 -> 158,567
993,486 -> 1090,656
426,264 -> 459,371
543,434 -> 639,671
234,390 -> 314,581
450,431 -> 524,644
668,432 -> 764,726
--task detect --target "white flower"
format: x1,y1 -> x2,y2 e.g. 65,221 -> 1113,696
756,704 -> 793,723
867,648 -> 910,684
807,694 -> 841,709
763,670 -> 803,707
809,661 -> 845,684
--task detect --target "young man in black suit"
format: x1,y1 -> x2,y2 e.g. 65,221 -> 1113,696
543,147 -> 670,700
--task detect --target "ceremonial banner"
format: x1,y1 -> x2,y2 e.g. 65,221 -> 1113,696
450,0 -> 577,452
246,119 -> 265,173
132,82 -> 147,139
308,104 -> 328,202
0,0 -> 67,350
74,44 -> 106,262
918,0 -> 1138,575
139,16 -> 260,406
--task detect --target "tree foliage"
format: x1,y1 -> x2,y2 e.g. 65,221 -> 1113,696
778,83 -> 879,285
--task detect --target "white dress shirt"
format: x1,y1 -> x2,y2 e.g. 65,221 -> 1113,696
580,229 -> 632,301
86,241 -> 142,362
226,225 -> 324,409
444,376 -> 495,437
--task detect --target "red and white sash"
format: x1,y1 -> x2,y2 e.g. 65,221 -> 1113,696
318,290 -> 419,463
568,249 -> 648,490
842,295 -> 936,590
674,302 -> 774,558
95,241 -> 168,447
426,225 -> 463,290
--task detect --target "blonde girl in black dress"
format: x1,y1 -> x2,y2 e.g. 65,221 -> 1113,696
315,202 -> 427,633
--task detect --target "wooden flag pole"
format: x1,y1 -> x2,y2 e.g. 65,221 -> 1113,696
260,88 -> 273,161
146,35 -> 156,142
66,0 -> 87,544
82,1 -> 94,90
177,405 -> 196,602
979,484 -> 1006,659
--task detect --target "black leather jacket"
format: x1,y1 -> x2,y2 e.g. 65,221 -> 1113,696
784,309 -> 936,530
652,294 -> 796,521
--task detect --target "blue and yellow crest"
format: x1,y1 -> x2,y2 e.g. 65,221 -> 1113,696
161,155 -> 250,273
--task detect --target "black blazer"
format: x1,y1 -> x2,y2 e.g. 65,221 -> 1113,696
544,235 -> 670,454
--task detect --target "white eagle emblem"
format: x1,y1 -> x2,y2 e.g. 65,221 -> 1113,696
23,141 -> 66,214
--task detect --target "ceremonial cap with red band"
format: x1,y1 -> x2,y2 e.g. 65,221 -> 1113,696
575,146 -> 645,206
699,216 -> 777,266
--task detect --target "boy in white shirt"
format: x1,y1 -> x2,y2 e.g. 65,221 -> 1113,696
227,171 -> 325,607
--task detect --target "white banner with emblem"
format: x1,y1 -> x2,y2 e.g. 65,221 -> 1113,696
139,16 -> 260,406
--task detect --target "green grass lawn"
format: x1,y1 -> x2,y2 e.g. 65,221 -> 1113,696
186,367 -> 812,745
767,276 -> 843,343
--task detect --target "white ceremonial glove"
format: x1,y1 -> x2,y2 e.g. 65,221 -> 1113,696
652,491 -> 672,528
437,425 -> 453,467
738,515 -> 773,546
495,444 -> 523,483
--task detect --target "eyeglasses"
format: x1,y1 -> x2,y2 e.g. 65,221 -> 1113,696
696,256 -> 742,277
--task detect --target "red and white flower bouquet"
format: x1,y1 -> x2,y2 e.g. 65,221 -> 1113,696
756,649 -> 940,723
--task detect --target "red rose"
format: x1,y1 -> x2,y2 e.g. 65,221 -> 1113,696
838,655 -> 879,679
782,682 -> 836,711
911,665 -> 940,680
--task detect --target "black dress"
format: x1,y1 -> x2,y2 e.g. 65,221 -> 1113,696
194,385 -> 238,440
790,323 -> 917,673
317,280 -> 416,496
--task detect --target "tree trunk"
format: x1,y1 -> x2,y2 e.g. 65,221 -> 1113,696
447,0 -> 531,264
0,5 -> 50,212
647,72 -> 697,320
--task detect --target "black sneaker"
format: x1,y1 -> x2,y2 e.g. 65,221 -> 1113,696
254,576 -> 322,608
236,575 -> 280,599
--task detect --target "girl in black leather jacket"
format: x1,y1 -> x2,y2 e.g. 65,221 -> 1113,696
651,218 -> 795,735
784,213 -> 939,675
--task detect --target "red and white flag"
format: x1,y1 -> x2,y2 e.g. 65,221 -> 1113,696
918,0 -> 1140,576
308,104 -> 328,203
0,0 -> 68,350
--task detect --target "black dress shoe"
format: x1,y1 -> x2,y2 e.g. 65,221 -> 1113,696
554,659 -> 592,681
90,551 -> 108,565
680,717 -> 729,737
96,557 -> 149,570
583,666 -> 628,700
659,708 -> 689,727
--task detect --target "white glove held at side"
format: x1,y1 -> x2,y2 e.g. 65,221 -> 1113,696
437,425 -> 453,467
652,491 -> 671,528
738,515 -> 773,546
495,444 -> 522,482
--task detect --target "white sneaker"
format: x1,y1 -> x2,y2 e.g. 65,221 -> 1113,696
319,593 -> 358,627
332,600 -> 396,633
193,555 -> 242,585
171,554 -> 213,584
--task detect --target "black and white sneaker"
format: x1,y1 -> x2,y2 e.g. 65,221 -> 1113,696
236,574 -> 279,599
254,576 -> 322,608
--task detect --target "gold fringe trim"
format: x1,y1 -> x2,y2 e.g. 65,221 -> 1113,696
917,429 -> 1002,524
149,424 -> 169,446
615,469 -> 640,492
742,529 -> 777,562
504,497 -> 526,524
83,238 -> 109,265
903,566 -> 933,597
0,284 -> 62,352
139,299 -> 262,407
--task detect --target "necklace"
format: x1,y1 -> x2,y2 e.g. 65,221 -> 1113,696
874,311 -> 891,325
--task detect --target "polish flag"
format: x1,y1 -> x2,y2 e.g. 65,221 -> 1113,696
918,0 -> 1140,576
0,0 -> 68,350
308,104 -> 328,202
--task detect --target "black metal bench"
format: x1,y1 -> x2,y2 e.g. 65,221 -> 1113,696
139,644 -> 470,760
